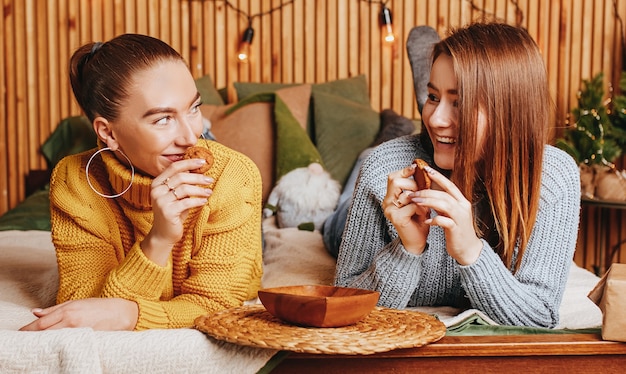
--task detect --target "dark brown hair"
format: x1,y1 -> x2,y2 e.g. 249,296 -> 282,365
430,23 -> 551,271
69,34 -> 185,122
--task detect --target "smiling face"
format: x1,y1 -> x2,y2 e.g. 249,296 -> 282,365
422,54 -> 487,171
97,60 -> 203,177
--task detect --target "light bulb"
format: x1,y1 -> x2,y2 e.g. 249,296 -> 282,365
380,6 -> 396,44
237,26 -> 254,63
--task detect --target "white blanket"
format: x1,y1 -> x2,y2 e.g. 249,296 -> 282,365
0,230 -> 276,374
0,218 -> 603,372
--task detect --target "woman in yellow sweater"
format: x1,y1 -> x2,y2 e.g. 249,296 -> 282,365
20,34 -> 263,331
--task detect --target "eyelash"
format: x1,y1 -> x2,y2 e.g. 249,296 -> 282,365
427,93 -> 459,107
153,101 -> 203,126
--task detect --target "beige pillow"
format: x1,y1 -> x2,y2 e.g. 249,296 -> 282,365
202,103 -> 275,203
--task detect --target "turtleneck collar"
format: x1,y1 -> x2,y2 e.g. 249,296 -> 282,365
100,148 -> 154,210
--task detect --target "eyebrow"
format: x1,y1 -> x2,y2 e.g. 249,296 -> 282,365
427,82 -> 458,95
141,92 -> 202,118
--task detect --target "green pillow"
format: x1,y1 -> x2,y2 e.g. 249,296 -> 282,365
0,188 -> 51,231
195,74 -> 225,105
310,74 -> 371,107
274,95 -> 323,181
41,116 -> 97,169
311,89 -> 380,187
233,82 -> 300,101
234,75 -> 371,140
234,75 -> 370,106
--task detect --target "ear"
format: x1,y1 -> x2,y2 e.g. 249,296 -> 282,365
93,117 -> 120,150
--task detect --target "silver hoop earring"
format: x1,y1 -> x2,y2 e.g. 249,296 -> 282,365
85,147 -> 135,198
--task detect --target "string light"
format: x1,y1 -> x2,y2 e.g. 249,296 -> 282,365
362,0 -> 396,45
237,22 -> 254,63
380,5 -> 396,44
200,0 -> 403,62
200,0 -> 295,63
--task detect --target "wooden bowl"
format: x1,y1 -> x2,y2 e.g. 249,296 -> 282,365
257,285 -> 380,327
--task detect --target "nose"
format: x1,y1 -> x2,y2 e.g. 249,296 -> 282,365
178,116 -> 201,146
428,101 -> 456,129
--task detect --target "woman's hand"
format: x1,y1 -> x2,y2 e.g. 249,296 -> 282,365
18,298 -> 139,331
143,158 -> 214,266
408,166 -> 483,265
382,164 -> 431,255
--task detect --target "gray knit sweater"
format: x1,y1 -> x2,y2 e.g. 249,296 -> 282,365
334,134 -> 581,328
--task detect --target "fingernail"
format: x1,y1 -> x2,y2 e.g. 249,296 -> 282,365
204,177 -> 214,183
424,166 -> 435,174
31,308 -> 42,313
412,197 -> 425,203
195,159 -> 206,165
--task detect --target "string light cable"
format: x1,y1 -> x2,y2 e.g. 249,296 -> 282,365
198,0 -> 296,63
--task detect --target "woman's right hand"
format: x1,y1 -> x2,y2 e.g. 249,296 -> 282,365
142,158 -> 213,266
382,164 -> 431,255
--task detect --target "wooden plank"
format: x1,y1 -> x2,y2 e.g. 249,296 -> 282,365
14,0 -> 27,201
273,334 -> 626,374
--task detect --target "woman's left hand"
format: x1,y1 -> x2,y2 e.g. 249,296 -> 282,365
409,166 -> 483,265
18,298 -> 139,331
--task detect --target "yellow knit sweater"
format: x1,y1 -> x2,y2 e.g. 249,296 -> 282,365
50,139 -> 263,330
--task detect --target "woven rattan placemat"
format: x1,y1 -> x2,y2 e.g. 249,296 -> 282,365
195,305 -> 446,355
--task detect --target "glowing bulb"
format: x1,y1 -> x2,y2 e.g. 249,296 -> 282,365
380,6 -> 396,44
237,27 -> 254,63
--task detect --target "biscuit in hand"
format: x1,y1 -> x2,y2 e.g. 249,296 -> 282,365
412,158 -> 431,190
183,146 -> 213,174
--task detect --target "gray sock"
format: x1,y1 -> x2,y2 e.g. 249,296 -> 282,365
406,26 -> 441,114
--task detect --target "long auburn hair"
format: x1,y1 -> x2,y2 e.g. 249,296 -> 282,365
429,23 -> 551,272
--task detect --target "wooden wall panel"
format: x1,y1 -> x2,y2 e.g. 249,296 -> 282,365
1,0 -> 625,273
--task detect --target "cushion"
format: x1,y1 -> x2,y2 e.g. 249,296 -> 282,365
203,103 -> 275,203
234,75 -> 370,107
208,84 -> 320,202
0,188 -> 51,231
195,74 -> 225,106
41,116 -> 97,169
311,89 -> 380,187
273,94 -> 323,182
310,74 -> 371,107
233,82 -> 299,102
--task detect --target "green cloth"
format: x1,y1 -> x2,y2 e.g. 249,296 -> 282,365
195,74 -> 225,106
0,188 -> 51,231
444,312 -> 601,336
41,116 -> 97,168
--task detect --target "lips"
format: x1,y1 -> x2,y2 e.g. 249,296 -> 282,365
165,154 -> 185,162
435,136 -> 456,144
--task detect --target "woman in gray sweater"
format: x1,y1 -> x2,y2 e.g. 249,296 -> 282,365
332,23 -> 580,328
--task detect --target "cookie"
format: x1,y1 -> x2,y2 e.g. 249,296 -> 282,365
183,146 -> 214,174
412,158 -> 431,190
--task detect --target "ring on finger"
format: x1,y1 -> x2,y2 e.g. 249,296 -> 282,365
171,188 -> 180,199
163,177 -> 173,190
